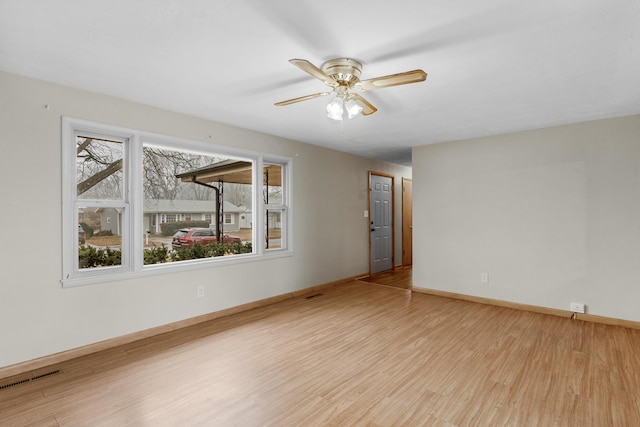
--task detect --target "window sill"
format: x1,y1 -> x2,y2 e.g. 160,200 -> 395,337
61,249 -> 293,288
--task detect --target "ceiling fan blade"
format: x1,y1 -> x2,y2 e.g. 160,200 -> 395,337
355,70 -> 427,91
350,94 -> 377,115
274,92 -> 331,106
289,59 -> 338,88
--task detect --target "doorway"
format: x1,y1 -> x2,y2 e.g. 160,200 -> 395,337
369,172 -> 394,274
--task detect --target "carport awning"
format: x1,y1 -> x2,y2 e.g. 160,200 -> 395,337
176,160 -> 252,184
175,159 -> 281,186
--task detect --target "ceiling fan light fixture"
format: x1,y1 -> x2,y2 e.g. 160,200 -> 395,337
326,97 -> 344,121
345,98 -> 363,119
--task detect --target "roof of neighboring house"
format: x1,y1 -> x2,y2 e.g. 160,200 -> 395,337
143,199 -> 245,214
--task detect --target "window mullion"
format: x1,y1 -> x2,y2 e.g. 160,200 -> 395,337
130,134 -> 144,271
255,157 -> 265,255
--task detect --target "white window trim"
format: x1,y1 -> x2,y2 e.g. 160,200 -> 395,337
62,117 -> 292,288
263,156 -> 292,252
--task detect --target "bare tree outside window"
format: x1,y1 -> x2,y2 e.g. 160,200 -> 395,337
143,147 -> 222,201
76,137 -> 123,199
224,183 -> 252,207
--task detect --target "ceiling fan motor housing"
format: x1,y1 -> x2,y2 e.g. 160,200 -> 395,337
321,58 -> 362,87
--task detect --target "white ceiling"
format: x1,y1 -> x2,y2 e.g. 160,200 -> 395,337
1,0 -> 639,165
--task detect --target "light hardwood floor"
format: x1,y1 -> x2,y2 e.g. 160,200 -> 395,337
2,279 -> 640,426
359,266 -> 413,290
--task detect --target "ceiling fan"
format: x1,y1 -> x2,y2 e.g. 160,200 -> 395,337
274,58 -> 427,120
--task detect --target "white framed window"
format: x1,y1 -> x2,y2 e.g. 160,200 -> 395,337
62,118 -> 292,287
263,161 -> 290,251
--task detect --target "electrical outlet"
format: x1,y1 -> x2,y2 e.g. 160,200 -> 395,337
197,285 -> 205,298
570,302 -> 585,313
480,272 -> 489,283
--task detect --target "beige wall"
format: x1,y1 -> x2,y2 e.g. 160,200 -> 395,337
412,115 -> 640,322
0,71 -> 410,368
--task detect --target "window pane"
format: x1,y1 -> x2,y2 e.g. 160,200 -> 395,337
265,209 -> 283,250
76,136 -> 124,200
78,208 -> 122,269
142,145 -> 253,265
264,164 -> 283,205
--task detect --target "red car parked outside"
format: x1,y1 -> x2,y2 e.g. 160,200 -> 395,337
171,228 -> 241,248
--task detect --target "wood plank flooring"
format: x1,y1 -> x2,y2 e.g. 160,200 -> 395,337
2,280 -> 640,426
359,266 -> 413,289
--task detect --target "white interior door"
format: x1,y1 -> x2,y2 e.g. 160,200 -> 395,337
370,173 -> 393,274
